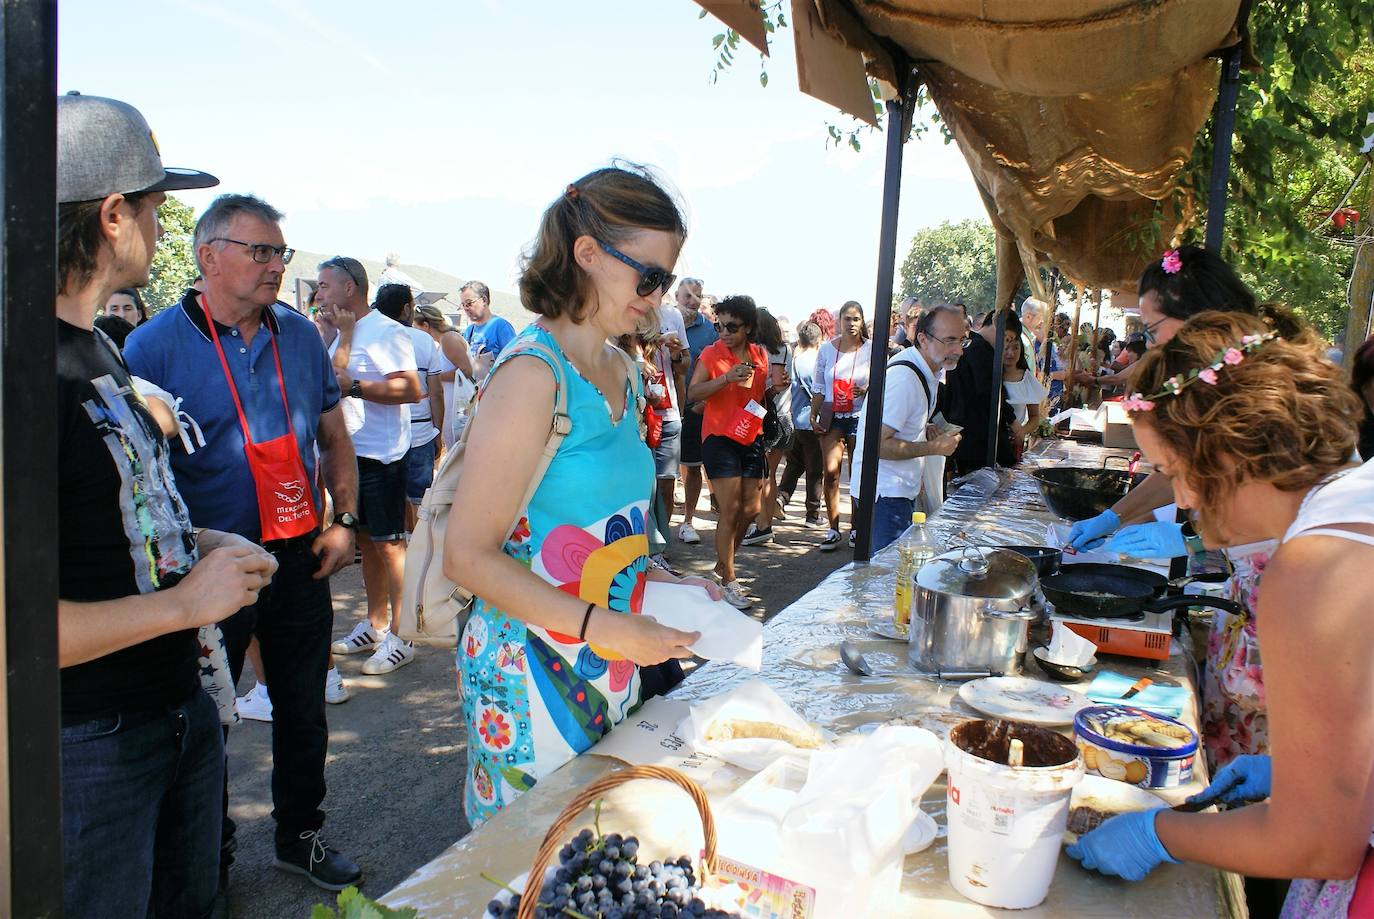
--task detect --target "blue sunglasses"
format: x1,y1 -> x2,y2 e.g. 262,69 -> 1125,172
598,240 -> 676,298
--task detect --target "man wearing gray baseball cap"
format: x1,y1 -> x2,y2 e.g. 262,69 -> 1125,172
55,92 -> 278,918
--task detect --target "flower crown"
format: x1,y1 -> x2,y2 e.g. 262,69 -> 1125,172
1122,330 -> 1281,412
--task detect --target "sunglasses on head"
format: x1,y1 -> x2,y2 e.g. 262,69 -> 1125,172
321,256 -> 362,289
598,240 -> 676,298
714,320 -> 744,334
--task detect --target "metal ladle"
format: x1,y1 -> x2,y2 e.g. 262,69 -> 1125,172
839,641 -> 875,676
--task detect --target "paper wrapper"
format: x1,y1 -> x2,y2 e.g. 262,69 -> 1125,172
641,580 -> 762,670
1047,622 -> 1098,667
680,679 -> 824,772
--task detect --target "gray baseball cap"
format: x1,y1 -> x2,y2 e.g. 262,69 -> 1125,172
57,92 -> 218,204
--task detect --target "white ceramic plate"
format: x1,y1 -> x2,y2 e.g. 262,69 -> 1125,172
957,676 -> 1092,726
1064,774 -> 1168,843
482,869 -> 542,919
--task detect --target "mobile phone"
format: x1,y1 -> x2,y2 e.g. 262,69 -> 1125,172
930,412 -> 964,436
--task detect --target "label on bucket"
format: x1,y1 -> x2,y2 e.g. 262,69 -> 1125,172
951,781 -> 1066,845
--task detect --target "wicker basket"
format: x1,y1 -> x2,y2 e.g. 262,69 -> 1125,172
515,765 -> 719,919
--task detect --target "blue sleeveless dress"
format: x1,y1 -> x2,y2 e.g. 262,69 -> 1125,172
457,325 -> 654,826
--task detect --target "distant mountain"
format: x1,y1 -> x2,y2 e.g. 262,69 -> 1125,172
282,250 -> 526,325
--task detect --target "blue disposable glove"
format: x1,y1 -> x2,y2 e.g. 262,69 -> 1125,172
1066,808 -> 1180,881
1067,509 -> 1119,550
1187,754 -> 1272,806
1103,521 -> 1188,559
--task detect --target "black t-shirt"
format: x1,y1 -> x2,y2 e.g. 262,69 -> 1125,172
58,320 -> 199,722
939,334 -> 1016,475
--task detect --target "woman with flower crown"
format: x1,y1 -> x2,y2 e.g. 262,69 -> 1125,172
1067,310 -> 1374,917
1067,246 -> 1318,773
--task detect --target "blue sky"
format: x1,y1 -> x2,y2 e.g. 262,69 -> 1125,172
58,0 -> 986,317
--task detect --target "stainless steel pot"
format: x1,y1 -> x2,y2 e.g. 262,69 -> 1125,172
907,547 -> 1038,678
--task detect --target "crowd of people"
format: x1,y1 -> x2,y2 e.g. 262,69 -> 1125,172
53,89 -> 1374,919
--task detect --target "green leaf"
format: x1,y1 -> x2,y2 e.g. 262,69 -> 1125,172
712,33 -> 725,49
699,7 -> 708,17
849,135 -> 861,152
760,70 -> 769,88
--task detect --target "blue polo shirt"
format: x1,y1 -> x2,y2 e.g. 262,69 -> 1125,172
683,309 -> 718,379
125,293 -> 340,540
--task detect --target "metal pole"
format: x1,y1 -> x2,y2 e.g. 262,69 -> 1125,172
985,307 -> 1007,469
0,1 -> 62,916
1204,43 -> 1244,252
853,94 -> 911,562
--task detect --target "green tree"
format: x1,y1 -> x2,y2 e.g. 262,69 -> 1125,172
899,219 -> 1025,314
145,194 -> 198,313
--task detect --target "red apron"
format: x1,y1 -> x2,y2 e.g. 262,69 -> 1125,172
202,296 -> 319,541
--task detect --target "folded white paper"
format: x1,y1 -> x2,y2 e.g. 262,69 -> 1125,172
641,580 -> 763,670
1048,622 -> 1097,666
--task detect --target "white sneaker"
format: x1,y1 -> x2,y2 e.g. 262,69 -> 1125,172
331,622 -> 379,656
648,554 -> 675,575
819,528 -> 842,552
719,580 -> 753,611
678,524 -> 700,545
324,667 -> 349,704
361,633 -> 416,675
235,683 -> 272,722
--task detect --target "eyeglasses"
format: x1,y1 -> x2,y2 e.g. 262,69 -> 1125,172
598,240 -> 676,298
320,256 -> 362,289
1141,316 -> 1171,344
213,238 -> 294,265
714,320 -> 744,334
924,333 -> 971,347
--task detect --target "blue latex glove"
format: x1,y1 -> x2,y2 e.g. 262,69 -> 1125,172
1187,754 -> 1272,805
1067,509 -> 1119,550
1103,521 -> 1187,559
1066,808 -> 1180,881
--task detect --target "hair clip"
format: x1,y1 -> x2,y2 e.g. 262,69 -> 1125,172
1161,249 -> 1183,274
565,184 -> 580,201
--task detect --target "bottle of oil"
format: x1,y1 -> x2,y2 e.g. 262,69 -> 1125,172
893,511 -> 940,636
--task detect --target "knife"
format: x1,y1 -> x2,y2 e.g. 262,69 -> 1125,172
1121,677 -> 1153,700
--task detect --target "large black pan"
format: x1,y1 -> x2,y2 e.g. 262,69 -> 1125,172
1042,563 -> 1242,619
1031,467 -> 1150,520
1001,545 -> 1062,578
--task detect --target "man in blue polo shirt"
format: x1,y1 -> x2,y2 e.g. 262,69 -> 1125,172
675,278 -> 717,545
459,279 -> 515,379
124,193 -> 363,892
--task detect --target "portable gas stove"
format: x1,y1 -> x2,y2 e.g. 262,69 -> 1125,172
1046,603 -> 1176,662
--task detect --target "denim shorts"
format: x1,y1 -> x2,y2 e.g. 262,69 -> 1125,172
680,408 -> 705,467
404,437 -> 438,504
701,434 -> 765,480
827,414 -> 859,439
357,456 -> 408,541
653,419 -> 682,479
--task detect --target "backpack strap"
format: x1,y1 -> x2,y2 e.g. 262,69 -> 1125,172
889,358 -> 934,427
442,338 -> 571,542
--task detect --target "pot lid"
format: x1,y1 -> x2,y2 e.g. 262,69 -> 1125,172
916,547 -> 1038,601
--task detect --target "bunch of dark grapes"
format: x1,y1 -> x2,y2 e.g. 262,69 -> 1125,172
486,828 -> 740,919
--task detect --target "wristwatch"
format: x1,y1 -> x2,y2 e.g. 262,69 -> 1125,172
336,512 -> 359,531
348,380 -> 363,399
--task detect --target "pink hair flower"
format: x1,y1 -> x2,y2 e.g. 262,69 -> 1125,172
1223,347 -> 1244,365
1122,394 -> 1156,412
1161,250 -> 1183,274
1241,334 -> 1260,345
1198,367 -> 1218,385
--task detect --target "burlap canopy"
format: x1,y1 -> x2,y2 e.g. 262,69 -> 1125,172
701,0 -> 1245,296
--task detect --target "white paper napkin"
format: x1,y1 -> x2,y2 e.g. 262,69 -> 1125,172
681,679 -> 822,771
1048,623 -> 1097,666
641,580 -> 762,670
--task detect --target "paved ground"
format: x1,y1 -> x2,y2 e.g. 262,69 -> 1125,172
224,485 -> 856,918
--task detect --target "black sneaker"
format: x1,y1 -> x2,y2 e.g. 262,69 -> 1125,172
819,528 -> 842,552
274,830 -> 362,891
742,525 -> 774,546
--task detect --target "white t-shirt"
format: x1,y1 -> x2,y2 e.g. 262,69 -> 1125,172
850,346 -> 940,501
404,326 -> 441,448
1003,370 -> 1049,426
658,305 -> 688,350
812,339 -> 872,418
342,309 -> 416,463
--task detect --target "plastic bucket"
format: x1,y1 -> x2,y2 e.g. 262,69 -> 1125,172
945,719 -> 1083,909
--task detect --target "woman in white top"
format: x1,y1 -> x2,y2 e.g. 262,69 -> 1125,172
1068,311 -> 1374,919
809,301 -> 872,550
1000,331 -> 1047,462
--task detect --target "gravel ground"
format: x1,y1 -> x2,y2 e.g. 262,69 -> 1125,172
224,486 -> 855,918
